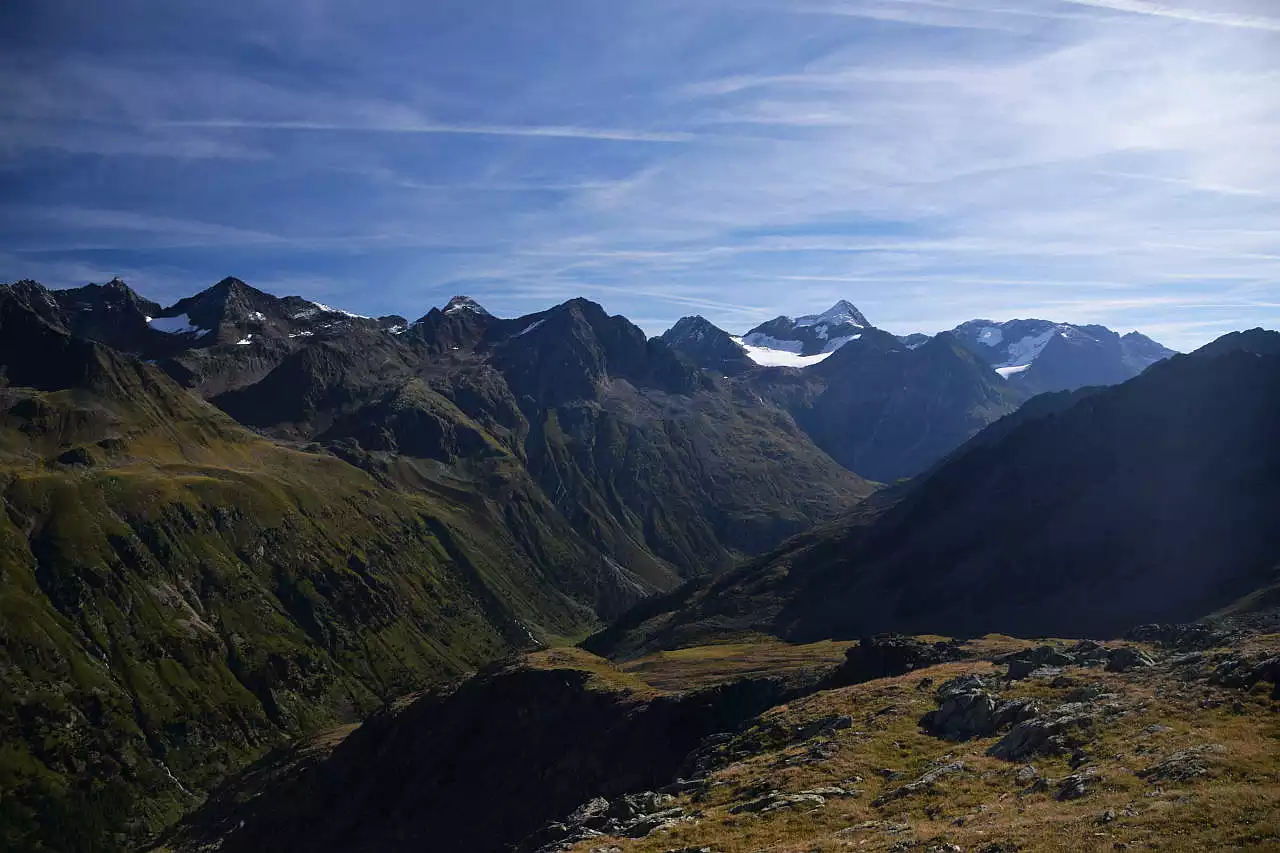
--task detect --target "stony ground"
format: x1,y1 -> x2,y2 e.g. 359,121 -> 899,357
543,633 -> 1280,853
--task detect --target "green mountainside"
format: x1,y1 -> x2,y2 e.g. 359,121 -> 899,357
0,278 -> 872,851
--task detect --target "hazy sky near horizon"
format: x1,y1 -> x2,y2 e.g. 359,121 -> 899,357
2,0 -> 1278,349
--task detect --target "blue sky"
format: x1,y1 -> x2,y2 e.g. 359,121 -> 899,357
2,0 -> 1278,349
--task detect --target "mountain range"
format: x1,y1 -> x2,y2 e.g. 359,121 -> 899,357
0,274 -> 1245,853
589,328 -> 1280,658
661,300 -> 1174,481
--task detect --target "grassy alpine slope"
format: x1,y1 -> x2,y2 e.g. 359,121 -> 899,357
0,306 -> 601,851
156,633 -> 1280,852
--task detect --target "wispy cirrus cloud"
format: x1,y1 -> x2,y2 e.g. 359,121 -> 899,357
2,0 -> 1278,350
1056,0 -> 1280,31
156,118 -> 693,143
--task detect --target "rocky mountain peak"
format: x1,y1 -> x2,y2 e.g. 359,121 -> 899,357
663,315 -> 721,342
444,295 -> 491,316
660,316 -> 755,376
795,299 -> 870,329
743,299 -> 873,358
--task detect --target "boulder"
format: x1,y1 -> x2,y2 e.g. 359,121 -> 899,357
873,761 -> 966,805
921,677 -> 1040,741
1055,770 -> 1098,800
1003,645 -> 1077,680
799,786 -> 860,798
1106,647 -> 1155,672
1138,745 -> 1226,782
987,702 -> 1099,761
729,792 -> 826,814
920,676 -> 998,740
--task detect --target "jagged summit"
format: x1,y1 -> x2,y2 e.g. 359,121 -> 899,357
444,295 -> 491,316
659,315 -> 755,376
795,299 -> 870,329
742,299 -> 872,358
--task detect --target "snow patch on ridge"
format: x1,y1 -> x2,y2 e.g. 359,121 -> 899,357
741,332 -> 804,353
149,313 -> 203,335
995,329 -> 1056,369
311,301 -> 370,319
996,364 -> 1032,378
824,333 -> 860,352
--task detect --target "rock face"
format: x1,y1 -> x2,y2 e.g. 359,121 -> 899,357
729,791 -> 828,814
827,635 -> 970,688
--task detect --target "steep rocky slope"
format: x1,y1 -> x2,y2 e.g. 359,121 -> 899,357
18,278 -> 873,585
761,330 -> 1023,483
662,319 -> 1025,483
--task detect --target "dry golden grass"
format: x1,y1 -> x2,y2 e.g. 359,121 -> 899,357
568,637 -> 1280,853
525,647 -> 664,698
619,639 -> 850,692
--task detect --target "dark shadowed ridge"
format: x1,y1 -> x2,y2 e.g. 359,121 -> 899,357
588,329 -> 1280,656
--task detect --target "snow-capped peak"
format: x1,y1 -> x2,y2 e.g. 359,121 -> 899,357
795,300 -> 869,329
444,295 -> 491,316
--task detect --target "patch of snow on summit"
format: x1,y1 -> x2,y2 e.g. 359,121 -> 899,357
977,326 -> 1003,347
310,301 -> 370,319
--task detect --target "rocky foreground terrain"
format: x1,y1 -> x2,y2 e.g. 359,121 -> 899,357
156,626 -> 1279,853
